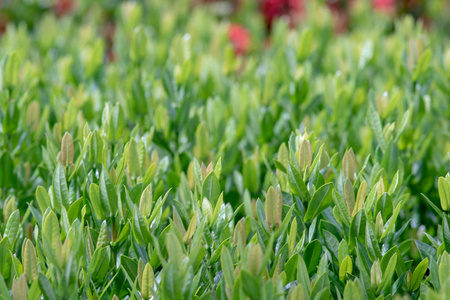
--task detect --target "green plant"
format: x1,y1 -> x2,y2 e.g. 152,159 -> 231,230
0,0 -> 450,299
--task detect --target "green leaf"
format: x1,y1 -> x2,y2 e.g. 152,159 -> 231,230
380,199 -> 403,239
52,163 -> 69,213
303,239 -> 322,276
88,130 -> 104,165
202,172 -> 220,206
107,104 -> 125,143
161,262 -> 182,299
4,52 -> 19,87
12,274 -> 27,300
409,258 -> 428,291
415,240 -> 437,262
378,253 -> 397,293
89,183 -> 105,220
36,186 -> 51,215
69,132 -> 93,181
100,166 -> 117,216
288,284 -> 308,300
27,281 -> 41,300
310,273 -> 330,300
166,232 -> 184,269
288,162 -> 310,201
343,279 -> 365,300
96,221 -> 109,249
421,193 -> 443,219
248,243 -> 263,275
367,104 -> 386,151
22,239 -> 38,282
439,252 -> 450,287
139,184 -> 153,218
285,254 -> 299,283
132,207 -> 150,245
443,215 -> 450,252
61,132 -> 74,167
304,183 -> 334,222
297,255 -> 311,294
322,229 -> 339,259
297,28 -> 312,60
4,210 -> 20,243
265,186 -> 283,232
240,270 -> 261,300
141,263 -> 154,299
349,210 -> 366,251
339,256 -> 353,281
183,212 -> 198,243
438,177 -> 450,211
42,211 -> 61,261
113,221 -> 131,246
38,273 -> 56,300
121,255 -> 138,281
221,247 -> 235,289
0,153 -> 15,188
0,238 -> 12,279
67,197 -> 84,224
194,122 -> 210,162
288,219 -> 298,256
130,25 -> 147,62
274,159 -> 287,173
412,48 -> 431,81
0,272 -> 12,300
332,190 -> 351,227
127,138 -> 141,177
243,158 -> 258,193
342,149 -> 355,182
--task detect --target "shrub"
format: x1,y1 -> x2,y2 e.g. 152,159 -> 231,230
0,0 -> 450,299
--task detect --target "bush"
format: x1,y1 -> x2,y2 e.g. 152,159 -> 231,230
0,0 -> 450,299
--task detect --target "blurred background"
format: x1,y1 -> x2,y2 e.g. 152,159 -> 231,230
1,0 -> 449,36
1,0 -> 449,61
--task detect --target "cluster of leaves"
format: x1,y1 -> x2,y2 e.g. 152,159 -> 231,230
1,0 -> 450,299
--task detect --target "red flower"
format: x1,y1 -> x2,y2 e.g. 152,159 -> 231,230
326,1 -> 351,34
372,0 -> 396,14
260,0 -> 304,30
0,16 -> 7,35
228,23 -> 251,56
54,0 -> 76,17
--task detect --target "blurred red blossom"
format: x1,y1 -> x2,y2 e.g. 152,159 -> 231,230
260,0 -> 304,30
228,23 -> 251,55
0,16 -> 7,35
372,0 -> 396,14
103,22 -> 116,63
326,0 -> 353,33
54,0 -> 76,17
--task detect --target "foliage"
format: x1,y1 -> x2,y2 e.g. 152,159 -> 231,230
0,0 -> 450,299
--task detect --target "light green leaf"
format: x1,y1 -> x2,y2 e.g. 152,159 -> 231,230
339,256 -> 353,281
438,177 -> 450,211
4,210 -> 20,243
100,166 -> 117,215
141,263 -> 154,299
409,258 -> 428,291
22,239 -> 38,282
61,132 -> 74,167
202,172 -> 220,206
378,253 -> 397,293
36,186 -> 51,215
367,104 -> 386,151
221,247 -> 235,289
52,163 -> 69,213
139,184 -> 153,218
